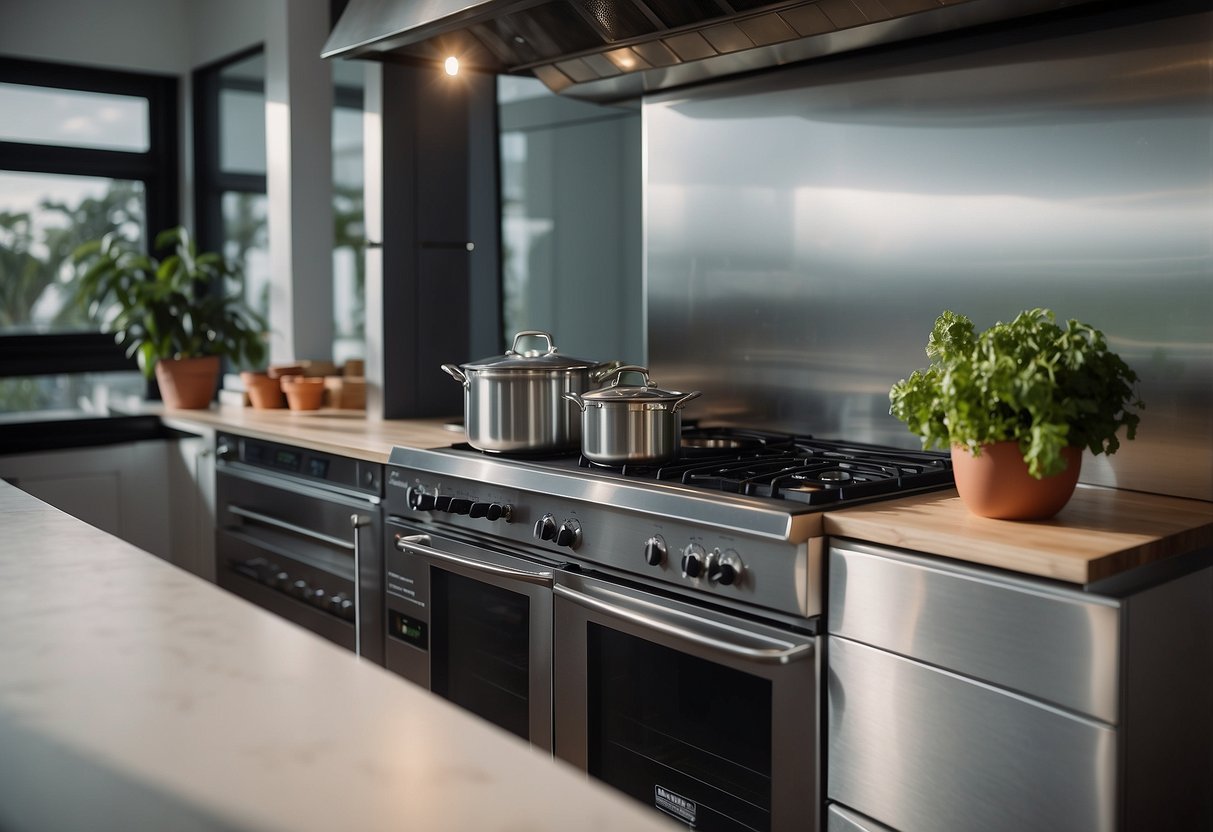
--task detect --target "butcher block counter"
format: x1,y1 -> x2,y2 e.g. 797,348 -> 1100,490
823,484 -> 1213,585
154,405 -> 461,462
0,480 -> 674,832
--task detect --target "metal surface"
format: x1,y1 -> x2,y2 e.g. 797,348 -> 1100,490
829,542 -> 1122,722
825,804 -> 897,832
827,636 -> 1118,832
387,445 -> 824,617
382,520 -> 555,750
322,0 -> 1108,104
552,582 -> 814,664
553,569 -> 820,832
645,2 -> 1213,502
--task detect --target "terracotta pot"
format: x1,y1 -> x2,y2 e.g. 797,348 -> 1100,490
282,376 -> 325,411
951,441 -> 1082,520
241,371 -> 284,409
154,356 -> 220,409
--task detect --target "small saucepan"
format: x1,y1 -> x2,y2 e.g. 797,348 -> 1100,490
563,366 -> 701,466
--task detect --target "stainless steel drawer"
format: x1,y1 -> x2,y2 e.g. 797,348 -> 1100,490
829,541 -> 1121,722
826,803 -> 897,832
828,637 -> 1117,832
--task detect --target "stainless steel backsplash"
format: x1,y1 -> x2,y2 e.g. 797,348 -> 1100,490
644,3 -> 1213,501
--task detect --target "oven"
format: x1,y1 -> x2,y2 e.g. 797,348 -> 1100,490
215,433 -> 384,662
553,569 -> 819,831
383,429 -> 952,832
383,519 -> 555,749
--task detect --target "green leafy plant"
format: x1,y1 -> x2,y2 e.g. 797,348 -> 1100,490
890,309 -> 1143,478
74,226 -> 267,377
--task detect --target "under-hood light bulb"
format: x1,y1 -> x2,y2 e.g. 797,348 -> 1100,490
444,56 -> 459,76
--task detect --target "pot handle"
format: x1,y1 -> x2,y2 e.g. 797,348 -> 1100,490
672,390 -> 702,411
441,364 -> 468,387
589,359 -> 626,384
506,330 -> 558,357
602,365 -> 657,389
562,391 -> 588,413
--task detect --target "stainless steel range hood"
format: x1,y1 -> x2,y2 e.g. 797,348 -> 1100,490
323,0 -> 1109,102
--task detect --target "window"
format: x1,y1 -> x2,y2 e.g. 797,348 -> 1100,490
332,60 -> 364,365
0,57 -> 178,413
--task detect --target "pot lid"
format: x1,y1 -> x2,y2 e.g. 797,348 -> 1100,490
463,330 -> 599,371
581,366 -> 692,403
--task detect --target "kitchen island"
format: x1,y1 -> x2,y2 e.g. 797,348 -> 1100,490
0,480 -> 675,832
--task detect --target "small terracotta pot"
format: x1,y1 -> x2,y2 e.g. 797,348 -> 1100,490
241,371 -> 284,409
282,376 -> 325,411
155,356 -> 220,409
951,441 -> 1082,521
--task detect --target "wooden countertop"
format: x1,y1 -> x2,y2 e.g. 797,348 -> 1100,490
823,485 -> 1213,584
0,481 -> 675,832
155,404 -> 463,462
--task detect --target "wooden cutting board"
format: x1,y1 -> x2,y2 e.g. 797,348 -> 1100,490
822,485 -> 1213,584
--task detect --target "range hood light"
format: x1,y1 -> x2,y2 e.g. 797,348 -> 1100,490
444,56 -> 460,76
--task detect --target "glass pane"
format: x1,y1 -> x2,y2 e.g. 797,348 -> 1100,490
431,570 -> 531,741
333,101 -> 364,366
221,191 -> 270,332
0,371 -> 145,415
0,82 -> 149,152
588,624 -> 773,831
0,171 -> 145,334
219,53 -> 266,175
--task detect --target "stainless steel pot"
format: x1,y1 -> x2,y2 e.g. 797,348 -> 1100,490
442,331 -> 618,454
563,366 -> 701,466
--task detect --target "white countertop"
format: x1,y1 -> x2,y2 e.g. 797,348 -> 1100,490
0,481 -> 674,832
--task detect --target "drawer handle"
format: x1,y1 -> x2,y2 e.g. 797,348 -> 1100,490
227,504 -> 354,551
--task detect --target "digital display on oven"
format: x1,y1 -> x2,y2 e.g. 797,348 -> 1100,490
389,610 -> 427,650
273,449 -> 301,472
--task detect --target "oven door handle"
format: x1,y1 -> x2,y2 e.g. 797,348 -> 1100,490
351,514 -> 370,657
395,534 -> 554,587
227,504 -> 355,551
553,583 -> 814,666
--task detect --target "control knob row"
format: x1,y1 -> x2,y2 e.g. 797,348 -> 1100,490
676,543 -> 743,586
533,514 -> 580,549
238,558 -> 354,621
407,488 -> 511,522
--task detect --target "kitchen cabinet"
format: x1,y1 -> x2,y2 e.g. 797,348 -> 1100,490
826,540 -> 1213,832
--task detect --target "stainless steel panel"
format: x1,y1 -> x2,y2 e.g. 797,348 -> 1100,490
829,542 -> 1121,722
1122,566 -> 1213,829
827,637 -> 1118,832
826,804 -> 898,832
645,5 -> 1213,501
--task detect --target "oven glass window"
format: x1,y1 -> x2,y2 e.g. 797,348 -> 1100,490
587,624 -> 773,831
431,571 -> 531,741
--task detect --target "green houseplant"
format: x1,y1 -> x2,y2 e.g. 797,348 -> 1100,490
74,226 -> 267,409
889,309 -> 1143,519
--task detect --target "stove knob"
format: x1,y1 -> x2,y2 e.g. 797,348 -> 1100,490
681,544 -> 705,579
449,498 -> 473,515
644,536 -> 666,567
434,495 -> 453,512
486,503 -> 512,522
407,488 -> 436,511
469,501 -> 489,518
709,550 -> 744,586
534,514 -> 557,541
310,587 -> 328,605
291,579 -> 310,598
555,522 -> 581,549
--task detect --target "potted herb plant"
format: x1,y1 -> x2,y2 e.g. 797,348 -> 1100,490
889,309 -> 1144,519
74,227 -> 267,409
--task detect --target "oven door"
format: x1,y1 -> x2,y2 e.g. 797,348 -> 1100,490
216,469 -> 382,662
554,570 -> 819,832
385,522 -> 554,750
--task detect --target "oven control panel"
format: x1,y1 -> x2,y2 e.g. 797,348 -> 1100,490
386,466 -> 820,619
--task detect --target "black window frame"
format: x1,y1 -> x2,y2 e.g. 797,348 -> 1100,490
0,56 -> 179,378
192,45 -> 267,260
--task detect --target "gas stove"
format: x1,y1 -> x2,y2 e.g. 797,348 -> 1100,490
386,427 -> 951,620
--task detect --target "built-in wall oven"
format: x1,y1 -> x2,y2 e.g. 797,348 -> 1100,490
216,432 -> 384,663
384,431 -> 952,832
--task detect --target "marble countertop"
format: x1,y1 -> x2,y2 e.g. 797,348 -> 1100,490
0,481 -> 674,832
